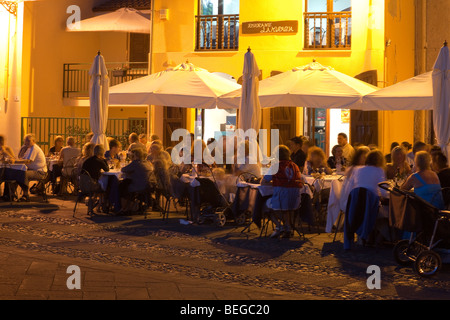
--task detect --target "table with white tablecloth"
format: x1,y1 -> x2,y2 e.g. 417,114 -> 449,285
303,175 -> 345,233
0,163 -> 28,185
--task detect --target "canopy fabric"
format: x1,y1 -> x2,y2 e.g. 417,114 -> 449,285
238,50 -> 261,132
89,53 -> 110,151
361,72 -> 433,110
109,63 -> 241,109
432,44 -> 450,157
218,61 -> 379,109
67,8 -> 150,33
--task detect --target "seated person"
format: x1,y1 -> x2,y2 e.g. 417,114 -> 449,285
14,134 -> 48,201
303,146 -> 332,175
127,133 -> 146,153
47,136 -> 64,157
262,145 -> 303,239
119,148 -> 153,213
104,138 -> 121,166
432,151 -> 450,188
327,145 -> 347,171
75,142 -> 95,176
385,146 -> 411,181
0,135 -> 15,161
401,151 -> 445,209
287,136 -> 307,172
345,150 -> 388,198
81,144 -> 109,181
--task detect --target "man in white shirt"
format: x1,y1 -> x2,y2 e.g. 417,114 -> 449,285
15,133 -> 48,200
337,132 -> 355,161
59,136 -> 81,170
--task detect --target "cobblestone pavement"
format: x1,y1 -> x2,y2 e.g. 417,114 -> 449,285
0,195 -> 449,300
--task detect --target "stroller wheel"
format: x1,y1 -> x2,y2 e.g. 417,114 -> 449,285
215,211 -> 226,227
414,250 -> 442,278
235,212 -> 247,226
197,215 -> 206,225
393,240 -> 416,266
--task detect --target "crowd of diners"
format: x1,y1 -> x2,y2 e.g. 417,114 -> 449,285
1,131 -> 449,240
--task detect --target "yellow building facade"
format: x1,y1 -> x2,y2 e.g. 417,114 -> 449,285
0,0 -> 417,154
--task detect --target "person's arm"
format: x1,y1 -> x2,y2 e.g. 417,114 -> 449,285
400,173 -> 415,191
100,158 -> 109,172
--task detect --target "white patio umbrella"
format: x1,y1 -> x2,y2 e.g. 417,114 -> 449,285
361,72 -> 433,110
108,63 -> 241,109
432,42 -> 450,157
66,8 -> 150,34
89,52 -> 109,150
219,61 -> 379,109
238,49 -> 261,131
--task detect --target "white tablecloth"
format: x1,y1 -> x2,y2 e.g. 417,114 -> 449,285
99,170 -> 124,191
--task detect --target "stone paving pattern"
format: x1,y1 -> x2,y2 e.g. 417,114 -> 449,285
0,195 -> 449,300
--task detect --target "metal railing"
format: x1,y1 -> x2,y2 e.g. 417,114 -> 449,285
195,14 -> 239,51
21,117 -> 147,154
63,62 -> 149,98
304,11 -> 351,49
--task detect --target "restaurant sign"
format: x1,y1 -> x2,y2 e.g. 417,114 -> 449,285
242,20 -> 298,35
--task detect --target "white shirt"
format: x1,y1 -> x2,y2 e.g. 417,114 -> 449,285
346,165 -> 387,197
60,146 -> 81,167
22,144 -> 47,172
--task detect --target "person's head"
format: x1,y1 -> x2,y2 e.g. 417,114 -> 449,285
130,148 -> 146,161
24,133 -> 36,148
365,150 -> 385,168
430,145 -> 442,156
273,145 -> 291,161
415,151 -> 432,171
151,139 -> 163,147
139,133 -> 147,145
94,144 -> 105,158
307,146 -> 327,166
389,142 -> 399,153
390,146 -> 407,165
401,141 -> 412,151
350,146 -> 370,166
109,139 -> 121,155
368,144 -> 378,151
149,143 -> 162,155
53,136 -> 64,148
331,145 -> 344,158
432,151 -> 448,171
301,139 -> 313,154
412,141 -> 427,155
287,136 -> 303,153
337,133 -> 348,147
82,142 -> 95,158
129,133 -> 139,144
150,134 -> 160,142
0,135 -> 5,147
66,136 -> 75,147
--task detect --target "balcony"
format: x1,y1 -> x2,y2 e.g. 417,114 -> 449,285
304,11 -> 351,50
63,62 -> 149,98
195,14 -> 239,51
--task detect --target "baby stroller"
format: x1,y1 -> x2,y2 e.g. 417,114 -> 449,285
379,182 -> 450,277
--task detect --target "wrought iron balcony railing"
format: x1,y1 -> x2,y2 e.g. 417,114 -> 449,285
63,62 -> 149,98
304,11 -> 351,49
195,14 -> 239,51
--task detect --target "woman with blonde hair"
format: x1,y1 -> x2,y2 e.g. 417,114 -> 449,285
385,146 -> 411,180
401,151 -> 445,209
303,146 -> 332,175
